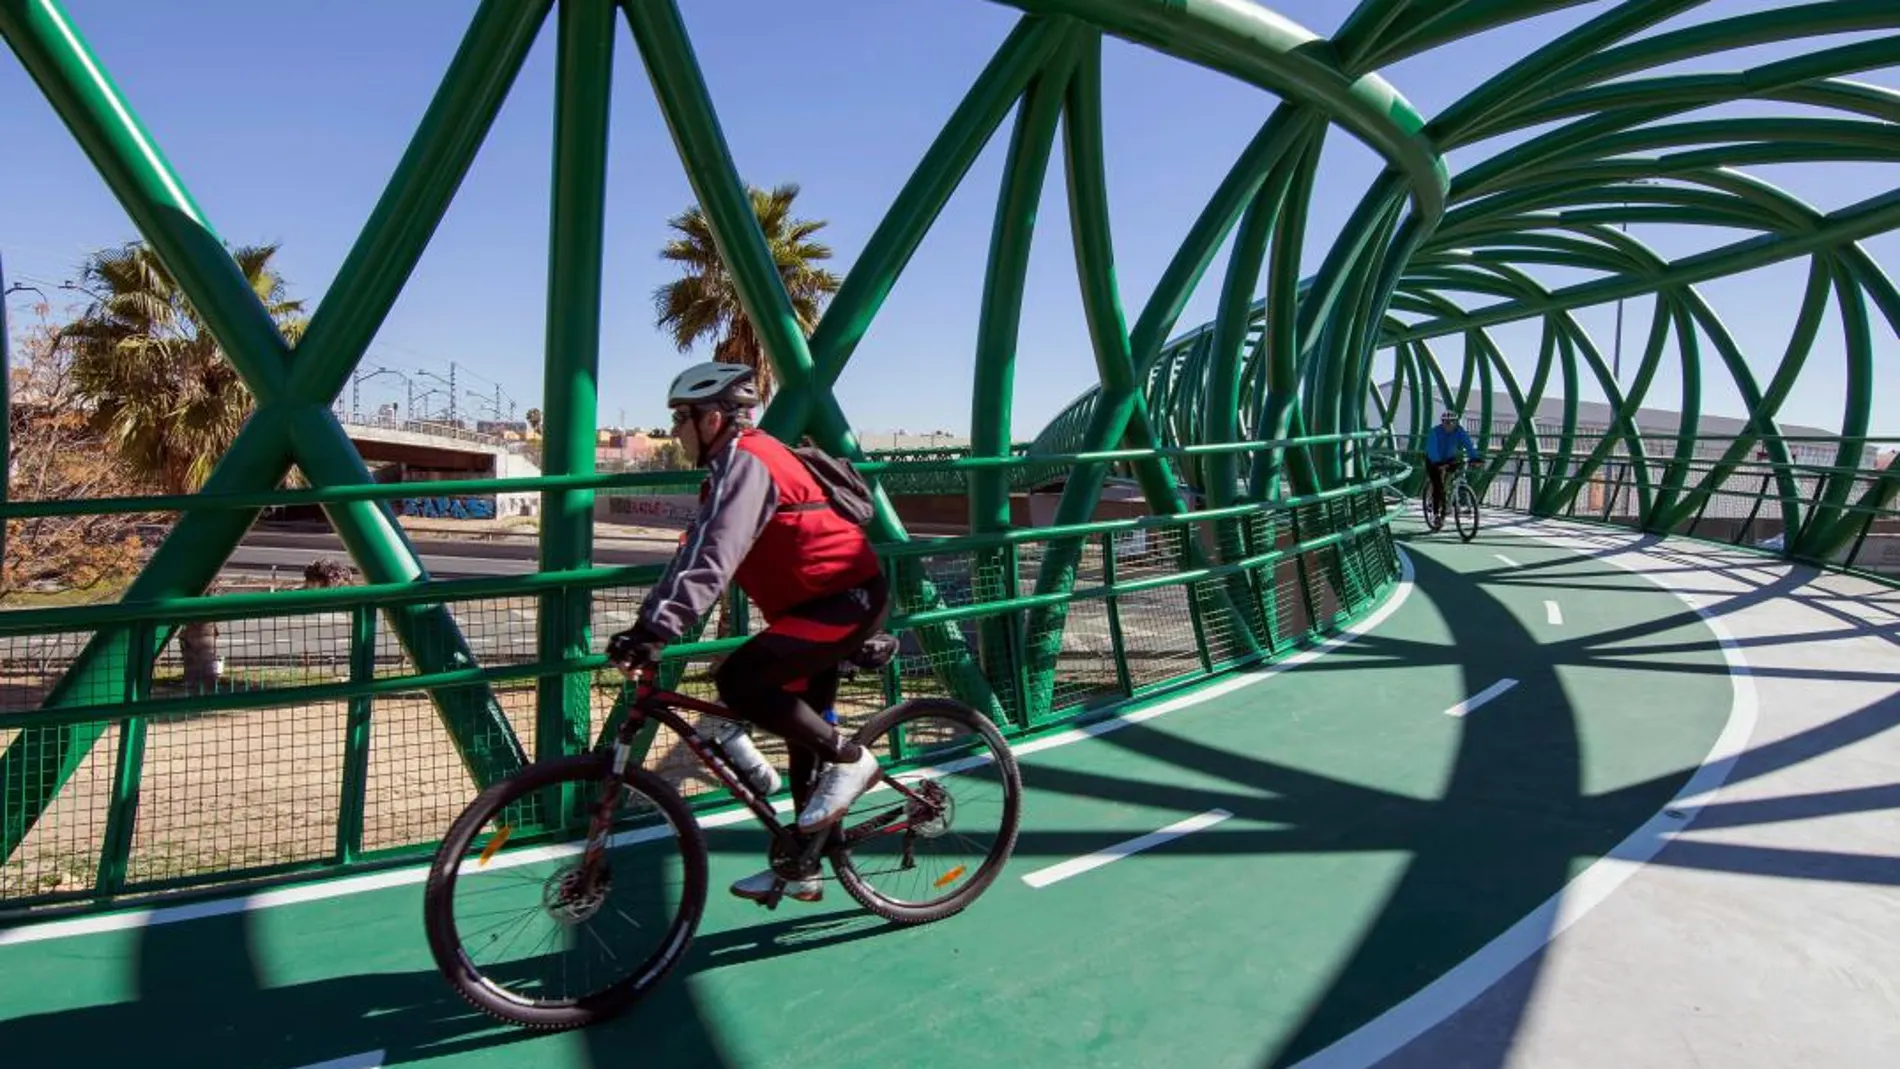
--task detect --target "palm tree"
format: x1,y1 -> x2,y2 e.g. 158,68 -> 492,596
66,240 -> 307,690
525,407 -> 543,438
653,183 -> 841,404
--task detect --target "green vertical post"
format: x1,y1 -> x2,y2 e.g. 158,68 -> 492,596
95,622 -> 153,893
622,0 -> 1004,724
1101,532 -> 1134,698
335,605 -> 376,864
536,0 -> 614,764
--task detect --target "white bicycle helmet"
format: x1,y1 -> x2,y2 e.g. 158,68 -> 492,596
667,361 -> 760,408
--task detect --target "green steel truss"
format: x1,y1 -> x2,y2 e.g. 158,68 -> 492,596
0,1 -> 1894,910
1032,0 -> 1900,569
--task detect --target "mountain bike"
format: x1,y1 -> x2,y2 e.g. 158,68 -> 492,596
1421,460 -> 1481,542
421,635 -> 1023,1031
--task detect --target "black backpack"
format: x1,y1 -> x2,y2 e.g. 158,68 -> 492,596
785,444 -> 877,527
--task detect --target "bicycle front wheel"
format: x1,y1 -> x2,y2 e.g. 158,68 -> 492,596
1454,483 -> 1480,542
832,698 -> 1022,925
423,754 -> 708,1031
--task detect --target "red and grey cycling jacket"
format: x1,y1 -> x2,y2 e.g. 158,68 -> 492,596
637,429 -> 880,640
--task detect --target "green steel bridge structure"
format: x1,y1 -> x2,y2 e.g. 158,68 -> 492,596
1,2 -> 1897,1067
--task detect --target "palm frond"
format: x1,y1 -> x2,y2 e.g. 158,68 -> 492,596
651,181 -> 838,398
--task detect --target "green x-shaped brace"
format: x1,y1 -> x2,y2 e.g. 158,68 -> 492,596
0,0 -> 554,859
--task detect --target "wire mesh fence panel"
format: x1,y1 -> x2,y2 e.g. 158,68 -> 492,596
1194,570 -> 1267,671
0,450 -> 1418,910
0,729 -> 115,899
1269,557 -> 1314,643
0,631 -> 130,713
359,684 -> 526,855
1294,504 -> 1346,631
587,585 -> 647,651
126,699 -> 346,886
1116,581 -> 1203,692
1042,592 -> 1121,719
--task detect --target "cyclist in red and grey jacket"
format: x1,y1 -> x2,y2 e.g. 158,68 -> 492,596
608,362 -> 889,904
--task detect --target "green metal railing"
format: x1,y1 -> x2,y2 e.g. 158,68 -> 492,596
0,443 -> 1402,912
6,0 -> 1898,914
1421,433 -> 1900,579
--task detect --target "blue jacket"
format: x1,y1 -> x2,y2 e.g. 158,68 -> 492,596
1425,424 -> 1478,463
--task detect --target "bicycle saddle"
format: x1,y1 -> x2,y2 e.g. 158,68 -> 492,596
845,632 -> 900,673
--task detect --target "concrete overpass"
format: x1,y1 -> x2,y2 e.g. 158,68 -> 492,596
335,414 -> 542,519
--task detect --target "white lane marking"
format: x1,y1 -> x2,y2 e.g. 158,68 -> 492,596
1546,600 -> 1564,626
295,1053 -> 385,1069
1443,678 -> 1518,718
1290,519 -> 1757,1069
0,552 -> 1421,946
1494,553 -> 1521,568
1022,809 -> 1233,889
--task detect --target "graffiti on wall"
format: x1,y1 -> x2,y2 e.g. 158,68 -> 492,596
396,495 -> 497,520
602,493 -> 700,528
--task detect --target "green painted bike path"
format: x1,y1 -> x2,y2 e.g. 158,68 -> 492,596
0,524 -> 1735,1069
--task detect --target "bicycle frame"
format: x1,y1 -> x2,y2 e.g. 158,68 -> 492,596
582,666 -> 937,907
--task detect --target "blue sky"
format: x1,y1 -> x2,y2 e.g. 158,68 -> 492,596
2,0 -> 1896,441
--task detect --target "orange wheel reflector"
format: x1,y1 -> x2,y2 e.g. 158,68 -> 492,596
477,825 -> 513,867
934,865 -> 967,888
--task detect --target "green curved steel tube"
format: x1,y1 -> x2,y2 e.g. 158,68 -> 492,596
4,0 -> 1898,910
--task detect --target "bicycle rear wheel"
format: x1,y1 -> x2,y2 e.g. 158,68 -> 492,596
1453,483 -> 1480,542
423,754 -> 708,1030
1420,487 -> 1444,531
831,698 -> 1022,925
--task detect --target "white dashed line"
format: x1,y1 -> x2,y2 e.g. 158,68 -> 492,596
1444,678 -> 1519,718
1022,809 -> 1233,888
295,1053 -> 384,1069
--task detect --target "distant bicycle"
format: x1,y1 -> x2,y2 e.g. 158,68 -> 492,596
1421,459 -> 1481,542
422,635 -> 1022,1031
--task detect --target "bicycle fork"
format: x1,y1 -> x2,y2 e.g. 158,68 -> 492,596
574,739 -> 640,886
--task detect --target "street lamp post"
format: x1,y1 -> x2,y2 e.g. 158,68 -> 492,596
350,365 -> 413,423
414,363 -> 459,428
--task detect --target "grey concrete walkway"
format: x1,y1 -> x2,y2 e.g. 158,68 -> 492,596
1361,517 -> 1900,1069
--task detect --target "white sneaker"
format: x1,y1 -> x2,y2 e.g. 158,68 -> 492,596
729,868 -> 822,904
796,749 -> 882,831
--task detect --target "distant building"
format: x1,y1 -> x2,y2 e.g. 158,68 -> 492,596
595,430 -> 666,468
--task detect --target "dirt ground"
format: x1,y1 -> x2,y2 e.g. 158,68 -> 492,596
0,664 -> 907,900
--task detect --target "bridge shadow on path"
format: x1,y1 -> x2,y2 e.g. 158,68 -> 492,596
0,886 -> 908,1068
6,532 -> 1888,1069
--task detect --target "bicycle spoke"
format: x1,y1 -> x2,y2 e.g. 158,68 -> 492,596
426,755 -> 706,1026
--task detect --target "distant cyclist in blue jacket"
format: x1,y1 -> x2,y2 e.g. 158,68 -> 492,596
1424,410 -> 1480,516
